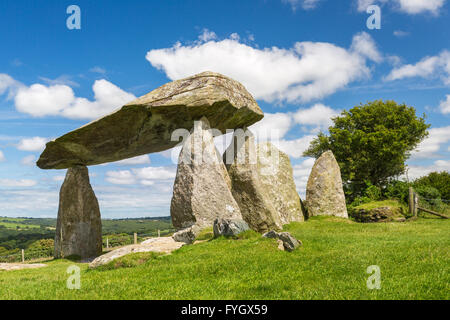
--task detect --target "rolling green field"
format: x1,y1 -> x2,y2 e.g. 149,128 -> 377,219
0,217 -> 175,262
0,218 -> 42,230
0,216 -> 448,300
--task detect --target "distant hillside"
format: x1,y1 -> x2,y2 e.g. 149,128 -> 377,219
0,216 -> 174,261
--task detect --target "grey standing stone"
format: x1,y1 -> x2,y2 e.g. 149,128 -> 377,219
306,151 -> 348,218
55,166 -> 102,259
170,117 -> 242,232
224,129 -> 282,233
257,142 -> 305,224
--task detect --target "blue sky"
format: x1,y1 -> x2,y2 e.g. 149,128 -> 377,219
0,0 -> 449,218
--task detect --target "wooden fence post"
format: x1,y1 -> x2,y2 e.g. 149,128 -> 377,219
413,193 -> 418,217
106,237 -> 109,249
134,233 -> 137,244
409,187 -> 414,216
158,229 -> 160,238
21,249 -> 25,263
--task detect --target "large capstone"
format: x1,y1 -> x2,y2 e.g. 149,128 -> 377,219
54,166 -> 102,259
170,117 -> 242,231
257,142 -> 305,224
224,129 -> 283,233
306,150 -> 348,218
37,72 -> 264,169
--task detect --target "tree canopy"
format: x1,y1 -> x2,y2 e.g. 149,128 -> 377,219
303,100 -> 429,195
414,171 -> 450,200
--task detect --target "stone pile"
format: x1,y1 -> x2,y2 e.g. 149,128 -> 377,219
262,231 -> 302,252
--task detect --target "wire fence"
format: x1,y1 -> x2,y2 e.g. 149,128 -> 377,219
0,248 -> 53,263
1,229 -> 175,263
409,187 -> 449,219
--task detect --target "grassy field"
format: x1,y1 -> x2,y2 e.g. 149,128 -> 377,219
350,200 -> 409,211
0,218 -> 41,230
0,216 -> 448,300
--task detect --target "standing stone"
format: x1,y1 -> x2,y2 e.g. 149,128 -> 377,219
224,129 -> 282,233
306,151 -> 348,218
37,71 -> 264,169
170,117 -> 242,233
257,142 -> 305,224
55,166 -> 102,259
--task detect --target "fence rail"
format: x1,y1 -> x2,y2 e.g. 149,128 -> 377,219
1,229 -> 172,263
408,187 -> 449,219
0,248 -> 53,263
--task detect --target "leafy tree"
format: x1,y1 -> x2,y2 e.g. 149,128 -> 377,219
384,180 -> 410,204
413,171 -> 450,200
303,100 -> 429,197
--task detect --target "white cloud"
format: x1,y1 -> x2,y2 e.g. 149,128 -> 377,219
247,111 -> 318,158
0,179 -> 37,187
52,175 -> 66,182
16,137 -> 49,152
15,84 -> 74,117
0,73 -> 22,99
292,157 -> 315,195
89,66 -> 106,74
275,135 -> 316,158
132,166 -> 176,181
106,166 -> 176,185
198,29 -> 217,42
439,95 -> 450,114
393,30 -> 409,37
412,126 -> 450,158
38,75 -> 79,87
351,32 -> 383,63
146,31 -> 377,103
21,155 -> 36,166
14,78 -> 135,119
113,155 -> 151,166
407,160 -> 450,180
250,112 -> 293,141
105,170 -> 136,185
61,80 -> 136,119
357,0 -> 445,15
94,185 -> 173,216
293,103 -> 339,130
386,51 -> 450,83
396,0 -> 445,15
283,0 -> 321,10
357,0 -> 388,12
0,150 -> 5,162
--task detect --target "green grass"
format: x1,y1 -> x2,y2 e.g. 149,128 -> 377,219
0,222 -> 41,230
352,199 -> 408,211
0,217 -> 448,300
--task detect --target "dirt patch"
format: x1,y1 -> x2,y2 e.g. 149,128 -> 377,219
0,263 -> 47,271
89,237 -> 185,268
